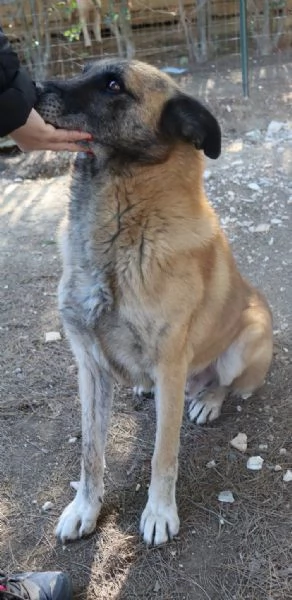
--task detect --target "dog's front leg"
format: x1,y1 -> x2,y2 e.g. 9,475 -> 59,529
140,364 -> 186,545
56,332 -> 113,543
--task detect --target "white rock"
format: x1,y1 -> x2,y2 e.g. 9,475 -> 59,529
283,470 -> 292,482
279,448 -> 287,455
245,130 -> 262,142
271,218 -> 282,225
230,432 -> 247,452
258,443 -> 268,451
247,456 -> 264,471
204,169 -> 212,181
135,483 -> 141,492
153,580 -> 161,593
249,223 -> 270,234
41,501 -> 54,512
45,331 -> 61,343
248,182 -> 261,192
274,465 -> 282,472
68,436 -> 77,444
218,490 -> 235,503
206,459 -> 216,469
266,120 -> 285,139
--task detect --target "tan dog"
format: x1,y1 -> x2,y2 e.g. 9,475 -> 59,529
36,60 -> 273,546
75,0 -> 102,47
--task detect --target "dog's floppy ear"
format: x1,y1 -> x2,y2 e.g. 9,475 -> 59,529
160,94 -> 221,159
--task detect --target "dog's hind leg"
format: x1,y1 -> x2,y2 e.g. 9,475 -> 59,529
55,329 -> 113,542
189,301 -> 273,425
140,362 -> 187,545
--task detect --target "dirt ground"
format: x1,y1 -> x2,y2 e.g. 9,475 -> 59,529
0,58 -> 292,600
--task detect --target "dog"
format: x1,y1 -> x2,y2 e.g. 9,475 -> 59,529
36,59 -> 273,546
75,0 -> 102,47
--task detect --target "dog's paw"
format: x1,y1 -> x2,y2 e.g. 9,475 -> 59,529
55,495 -> 102,543
188,389 -> 224,425
140,501 -> 179,545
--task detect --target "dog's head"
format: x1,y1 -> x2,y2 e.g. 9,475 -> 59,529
36,59 -> 221,163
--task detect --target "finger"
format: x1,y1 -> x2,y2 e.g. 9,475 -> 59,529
52,129 -> 92,143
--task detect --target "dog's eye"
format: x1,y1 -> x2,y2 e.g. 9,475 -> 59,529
107,80 -> 121,93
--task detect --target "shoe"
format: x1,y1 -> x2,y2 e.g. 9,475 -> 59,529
0,571 -> 72,600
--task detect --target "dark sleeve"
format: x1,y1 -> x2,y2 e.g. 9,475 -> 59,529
0,28 -> 37,137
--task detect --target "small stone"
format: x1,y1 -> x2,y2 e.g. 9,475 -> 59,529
241,392 -> 252,400
279,448 -> 287,455
41,501 -> 54,512
230,433 -> 247,453
45,331 -> 61,343
283,470 -> 292,482
204,169 -> 212,181
249,223 -> 270,233
218,490 -> 235,503
154,580 -> 161,593
245,129 -> 262,142
68,436 -> 77,444
236,405 -> 243,412
274,465 -> 282,472
271,218 -> 282,225
206,459 -> 216,469
135,483 -> 141,492
247,456 -> 264,471
266,120 -> 285,139
258,443 -> 268,451
248,182 -> 261,192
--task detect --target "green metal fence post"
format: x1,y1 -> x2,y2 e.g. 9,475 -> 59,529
239,0 -> 249,97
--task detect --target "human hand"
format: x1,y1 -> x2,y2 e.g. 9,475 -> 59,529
10,108 -> 92,152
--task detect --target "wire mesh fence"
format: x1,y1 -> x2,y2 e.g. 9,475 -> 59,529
1,0 -> 292,94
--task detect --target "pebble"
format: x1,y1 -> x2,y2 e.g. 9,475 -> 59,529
274,465 -> 282,472
248,182 -> 261,192
265,120 -> 285,139
206,459 -> 216,469
283,470 -> 292,482
153,580 -> 161,593
204,169 -> 212,181
45,331 -> 61,343
230,432 -> 247,453
218,490 -> 235,503
246,456 -> 264,471
68,436 -> 77,444
279,448 -> 287,455
258,443 -> 268,451
41,501 -> 54,512
135,483 -> 141,492
249,223 -> 270,233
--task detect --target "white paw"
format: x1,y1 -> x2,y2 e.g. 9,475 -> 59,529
140,500 -> 179,545
55,495 -> 102,543
188,394 -> 222,424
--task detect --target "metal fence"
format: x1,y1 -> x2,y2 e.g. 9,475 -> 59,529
1,0 -> 292,95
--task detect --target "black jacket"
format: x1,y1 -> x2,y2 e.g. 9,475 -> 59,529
0,28 -> 36,137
